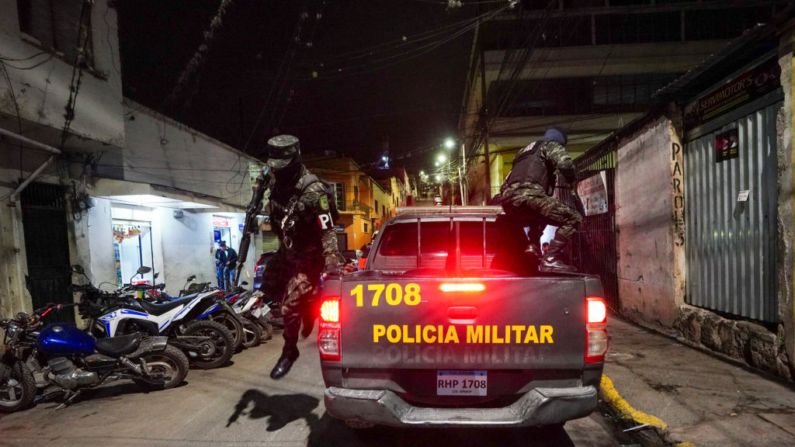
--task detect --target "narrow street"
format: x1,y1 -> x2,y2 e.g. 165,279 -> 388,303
0,332 -> 621,447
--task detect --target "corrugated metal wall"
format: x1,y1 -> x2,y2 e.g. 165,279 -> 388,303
684,101 -> 781,322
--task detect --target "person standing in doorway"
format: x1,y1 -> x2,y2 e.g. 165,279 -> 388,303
222,241 -> 238,291
215,241 -> 228,289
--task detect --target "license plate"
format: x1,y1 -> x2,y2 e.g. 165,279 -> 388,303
436,371 -> 487,396
251,307 -> 261,318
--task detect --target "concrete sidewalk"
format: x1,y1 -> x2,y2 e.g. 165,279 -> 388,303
605,316 -> 795,446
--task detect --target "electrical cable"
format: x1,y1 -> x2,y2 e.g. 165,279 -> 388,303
313,7 -> 504,66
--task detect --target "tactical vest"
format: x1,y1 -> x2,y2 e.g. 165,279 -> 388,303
505,139 -> 553,188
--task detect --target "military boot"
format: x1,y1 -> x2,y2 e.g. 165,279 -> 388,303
525,243 -> 542,260
270,343 -> 299,380
540,238 -> 576,273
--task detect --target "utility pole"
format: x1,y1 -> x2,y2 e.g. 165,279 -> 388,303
480,50 -> 491,202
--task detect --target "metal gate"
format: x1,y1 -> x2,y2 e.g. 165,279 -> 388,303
684,101 -> 781,323
21,182 -> 74,324
568,144 -> 619,311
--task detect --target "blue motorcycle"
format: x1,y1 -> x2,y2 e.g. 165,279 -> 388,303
0,302 -> 189,413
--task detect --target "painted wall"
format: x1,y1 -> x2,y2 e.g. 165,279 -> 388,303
615,116 -> 683,326
156,209 -> 258,292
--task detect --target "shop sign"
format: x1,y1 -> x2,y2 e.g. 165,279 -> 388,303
334,224 -> 345,233
684,58 -> 780,130
213,229 -> 221,242
239,224 -> 245,232
576,172 -> 608,216
715,128 -> 739,163
213,216 -> 229,227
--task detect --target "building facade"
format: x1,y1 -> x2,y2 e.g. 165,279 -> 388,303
569,17 -> 795,380
0,1 -> 263,320
303,154 -> 392,251
460,0 -> 791,204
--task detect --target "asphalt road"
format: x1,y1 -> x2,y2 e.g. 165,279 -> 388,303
0,332 -> 622,447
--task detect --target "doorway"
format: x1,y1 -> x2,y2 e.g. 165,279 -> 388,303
21,183 -> 74,324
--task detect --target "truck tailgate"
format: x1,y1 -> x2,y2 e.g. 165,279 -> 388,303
339,276 -> 586,371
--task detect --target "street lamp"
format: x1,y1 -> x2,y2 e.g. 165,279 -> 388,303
444,138 -> 455,149
436,174 -> 442,181
435,161 -> 440,166
437,154 -> 446,163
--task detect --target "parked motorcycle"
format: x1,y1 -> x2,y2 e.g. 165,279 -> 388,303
0,302 -> 188,413
151,275 -> 247,351
74,266 -> 235,370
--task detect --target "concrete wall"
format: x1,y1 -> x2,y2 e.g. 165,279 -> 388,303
122,100 -> 263,208
0,0 -> 124,148
777,22 -> 795,374
615,116 -> 682,326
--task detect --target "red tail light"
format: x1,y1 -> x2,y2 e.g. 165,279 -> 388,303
318,296 -> 341,362
320,300 -> 339,323
585,297 -> 608,364
587,297 -> 607,324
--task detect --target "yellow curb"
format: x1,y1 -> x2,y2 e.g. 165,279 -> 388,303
599,374 -> 668,430
674,443 -> 697,447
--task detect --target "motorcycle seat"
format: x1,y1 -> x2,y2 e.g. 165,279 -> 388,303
139,297 -> 196,316
95,333 -> 142,357
179,293 -> 200,300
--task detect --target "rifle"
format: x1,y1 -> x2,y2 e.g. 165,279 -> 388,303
233,167 -> 272,288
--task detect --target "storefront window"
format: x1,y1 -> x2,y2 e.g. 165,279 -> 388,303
113,221 -> 155,287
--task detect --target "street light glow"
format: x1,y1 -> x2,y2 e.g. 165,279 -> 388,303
435,161 -> 440,166
444,138 -> 455,149
437,154 -> 446,163
436,174 -> 442,181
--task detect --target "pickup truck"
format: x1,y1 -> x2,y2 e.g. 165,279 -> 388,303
317,206 -> 608,429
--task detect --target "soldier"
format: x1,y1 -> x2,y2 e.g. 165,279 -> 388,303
500,126 -> 583,273
259,135 -> 342,380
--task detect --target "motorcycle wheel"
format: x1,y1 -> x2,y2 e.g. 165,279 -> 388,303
132,345 -> 189,391
0,359 -> 37,413
211,312 -> 244,351
241,318 -> 262,348
256,316 -> 274,341
183,320 -> 235,370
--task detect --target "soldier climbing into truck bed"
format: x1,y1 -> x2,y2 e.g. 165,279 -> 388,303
500,126 -> 583,273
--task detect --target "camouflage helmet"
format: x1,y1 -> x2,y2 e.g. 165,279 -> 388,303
266,135 -> 301,171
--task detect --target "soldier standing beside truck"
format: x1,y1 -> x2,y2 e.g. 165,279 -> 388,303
500,126 -> 583,273
258,135 -> 343,380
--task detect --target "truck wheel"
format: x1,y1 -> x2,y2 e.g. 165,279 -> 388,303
345,420 -> 375,430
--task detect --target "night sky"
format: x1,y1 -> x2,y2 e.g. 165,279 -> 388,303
117,0 -> 483,172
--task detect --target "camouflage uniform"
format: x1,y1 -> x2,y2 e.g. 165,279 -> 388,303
500,139 -> 582,269
260,166 -> 340,360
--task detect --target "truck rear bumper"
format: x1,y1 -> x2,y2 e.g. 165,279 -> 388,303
324,385 -> 597,428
